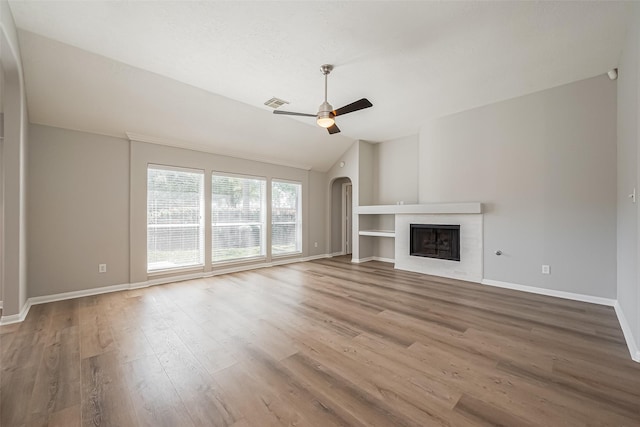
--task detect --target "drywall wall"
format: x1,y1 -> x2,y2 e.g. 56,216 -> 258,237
617,3 -> 640,355
373,135 -> 419,205
1,0 -> 29,317
129,140 -> 316,283
358,141 -> 375,260
308,170 -> 328,257
28,124 -> 130,297
418,75 -> 617,298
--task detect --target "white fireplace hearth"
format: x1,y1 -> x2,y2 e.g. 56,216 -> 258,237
395,213 -> 483,282
356,203 -> 483,282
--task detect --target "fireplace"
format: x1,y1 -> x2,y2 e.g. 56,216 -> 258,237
410,224 -> 460,261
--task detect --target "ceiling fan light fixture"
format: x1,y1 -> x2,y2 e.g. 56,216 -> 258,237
317,100 -> 334,128
316,111 -> 335,128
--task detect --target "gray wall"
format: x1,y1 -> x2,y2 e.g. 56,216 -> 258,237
28,124 -> 130,297
357,141 -> 375,260
308,170 -> 328,257
617,3 -> 640,352
1,0 -> 29,316
26,124 -> 327,296
418,75 -> 617,298
373,135 -> 419,205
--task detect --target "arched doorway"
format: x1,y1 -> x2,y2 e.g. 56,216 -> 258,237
330,177 -> 352,258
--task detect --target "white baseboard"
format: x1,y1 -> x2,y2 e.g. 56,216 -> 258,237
0,254 -> 334,325
28,283 -> 131,306
614,301 -> 640,362
304,254 -> 334,261
481,279 -> 616,306
372,256 -> 394,263
147,271 -> 208,286
0,300 -> 32,325
331,251 -> 346,257
352,256 -> 395,264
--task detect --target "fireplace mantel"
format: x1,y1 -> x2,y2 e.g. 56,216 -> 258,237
357,203 -> 482,215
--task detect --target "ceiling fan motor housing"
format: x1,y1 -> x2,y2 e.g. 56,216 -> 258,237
318,101 -> 334,116
317,101 -> 335,128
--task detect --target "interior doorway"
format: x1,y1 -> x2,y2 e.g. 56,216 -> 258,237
342,182 -> 352,255
330,177 -> 352,258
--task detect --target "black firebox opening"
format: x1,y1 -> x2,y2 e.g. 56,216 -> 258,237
410,224 -> 460,261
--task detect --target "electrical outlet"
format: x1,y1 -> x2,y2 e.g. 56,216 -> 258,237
542,265 -> 550,275
314,242 -> 318,248
99,264 -> 107,273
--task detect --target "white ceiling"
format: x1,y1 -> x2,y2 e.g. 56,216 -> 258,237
8,1 -> 632,171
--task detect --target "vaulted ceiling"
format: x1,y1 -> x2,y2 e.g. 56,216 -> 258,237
8,1 -> 632,171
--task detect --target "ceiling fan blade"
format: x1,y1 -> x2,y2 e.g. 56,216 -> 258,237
327,123 -> 341,134
273,110 -> 316,117
332,98 -> 373,117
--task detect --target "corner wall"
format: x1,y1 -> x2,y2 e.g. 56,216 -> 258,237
616,3 -> 640,360
1,0 -> 29,318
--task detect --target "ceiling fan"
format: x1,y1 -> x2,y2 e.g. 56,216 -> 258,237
273,64 -> 373,135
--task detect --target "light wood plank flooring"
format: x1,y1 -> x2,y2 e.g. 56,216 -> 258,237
1,257 -> 639,426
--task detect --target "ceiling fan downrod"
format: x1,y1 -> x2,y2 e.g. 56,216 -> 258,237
317,64 -> 335,127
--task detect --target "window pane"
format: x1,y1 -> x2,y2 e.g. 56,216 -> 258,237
212,174 -> 266,262
147,166 -> 204,271
272,181 -> 302,255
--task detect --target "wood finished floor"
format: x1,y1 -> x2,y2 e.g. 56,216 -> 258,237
1,256 -> 639,426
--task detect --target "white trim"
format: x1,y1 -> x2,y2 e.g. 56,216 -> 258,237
372,256 -> 395,263
0,254 -> 334,325
147,271 -> 206,286
304,254 -> 333,261
481,279 -> 616,306
357,203 -> 482,215
0,300 -> 32,325
128,281 -> 150,290
28,283 -> 130,306
331,251 -> 346,257
352,257 -> 374,263
147,265 -> 205,278
127,132 -> 312,171
342,182 -> 352,255
614,301 -> 640,363
359,230 -> 395,237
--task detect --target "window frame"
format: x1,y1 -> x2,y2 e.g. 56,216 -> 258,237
271,179 -> 303,257
146,164 -> 205,273
211,171 -> 267,264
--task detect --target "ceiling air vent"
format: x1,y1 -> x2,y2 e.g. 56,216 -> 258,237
264,97 -> 289,109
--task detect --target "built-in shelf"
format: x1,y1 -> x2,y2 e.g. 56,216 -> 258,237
358,230 -> 396,238
357,203 -> 482,215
